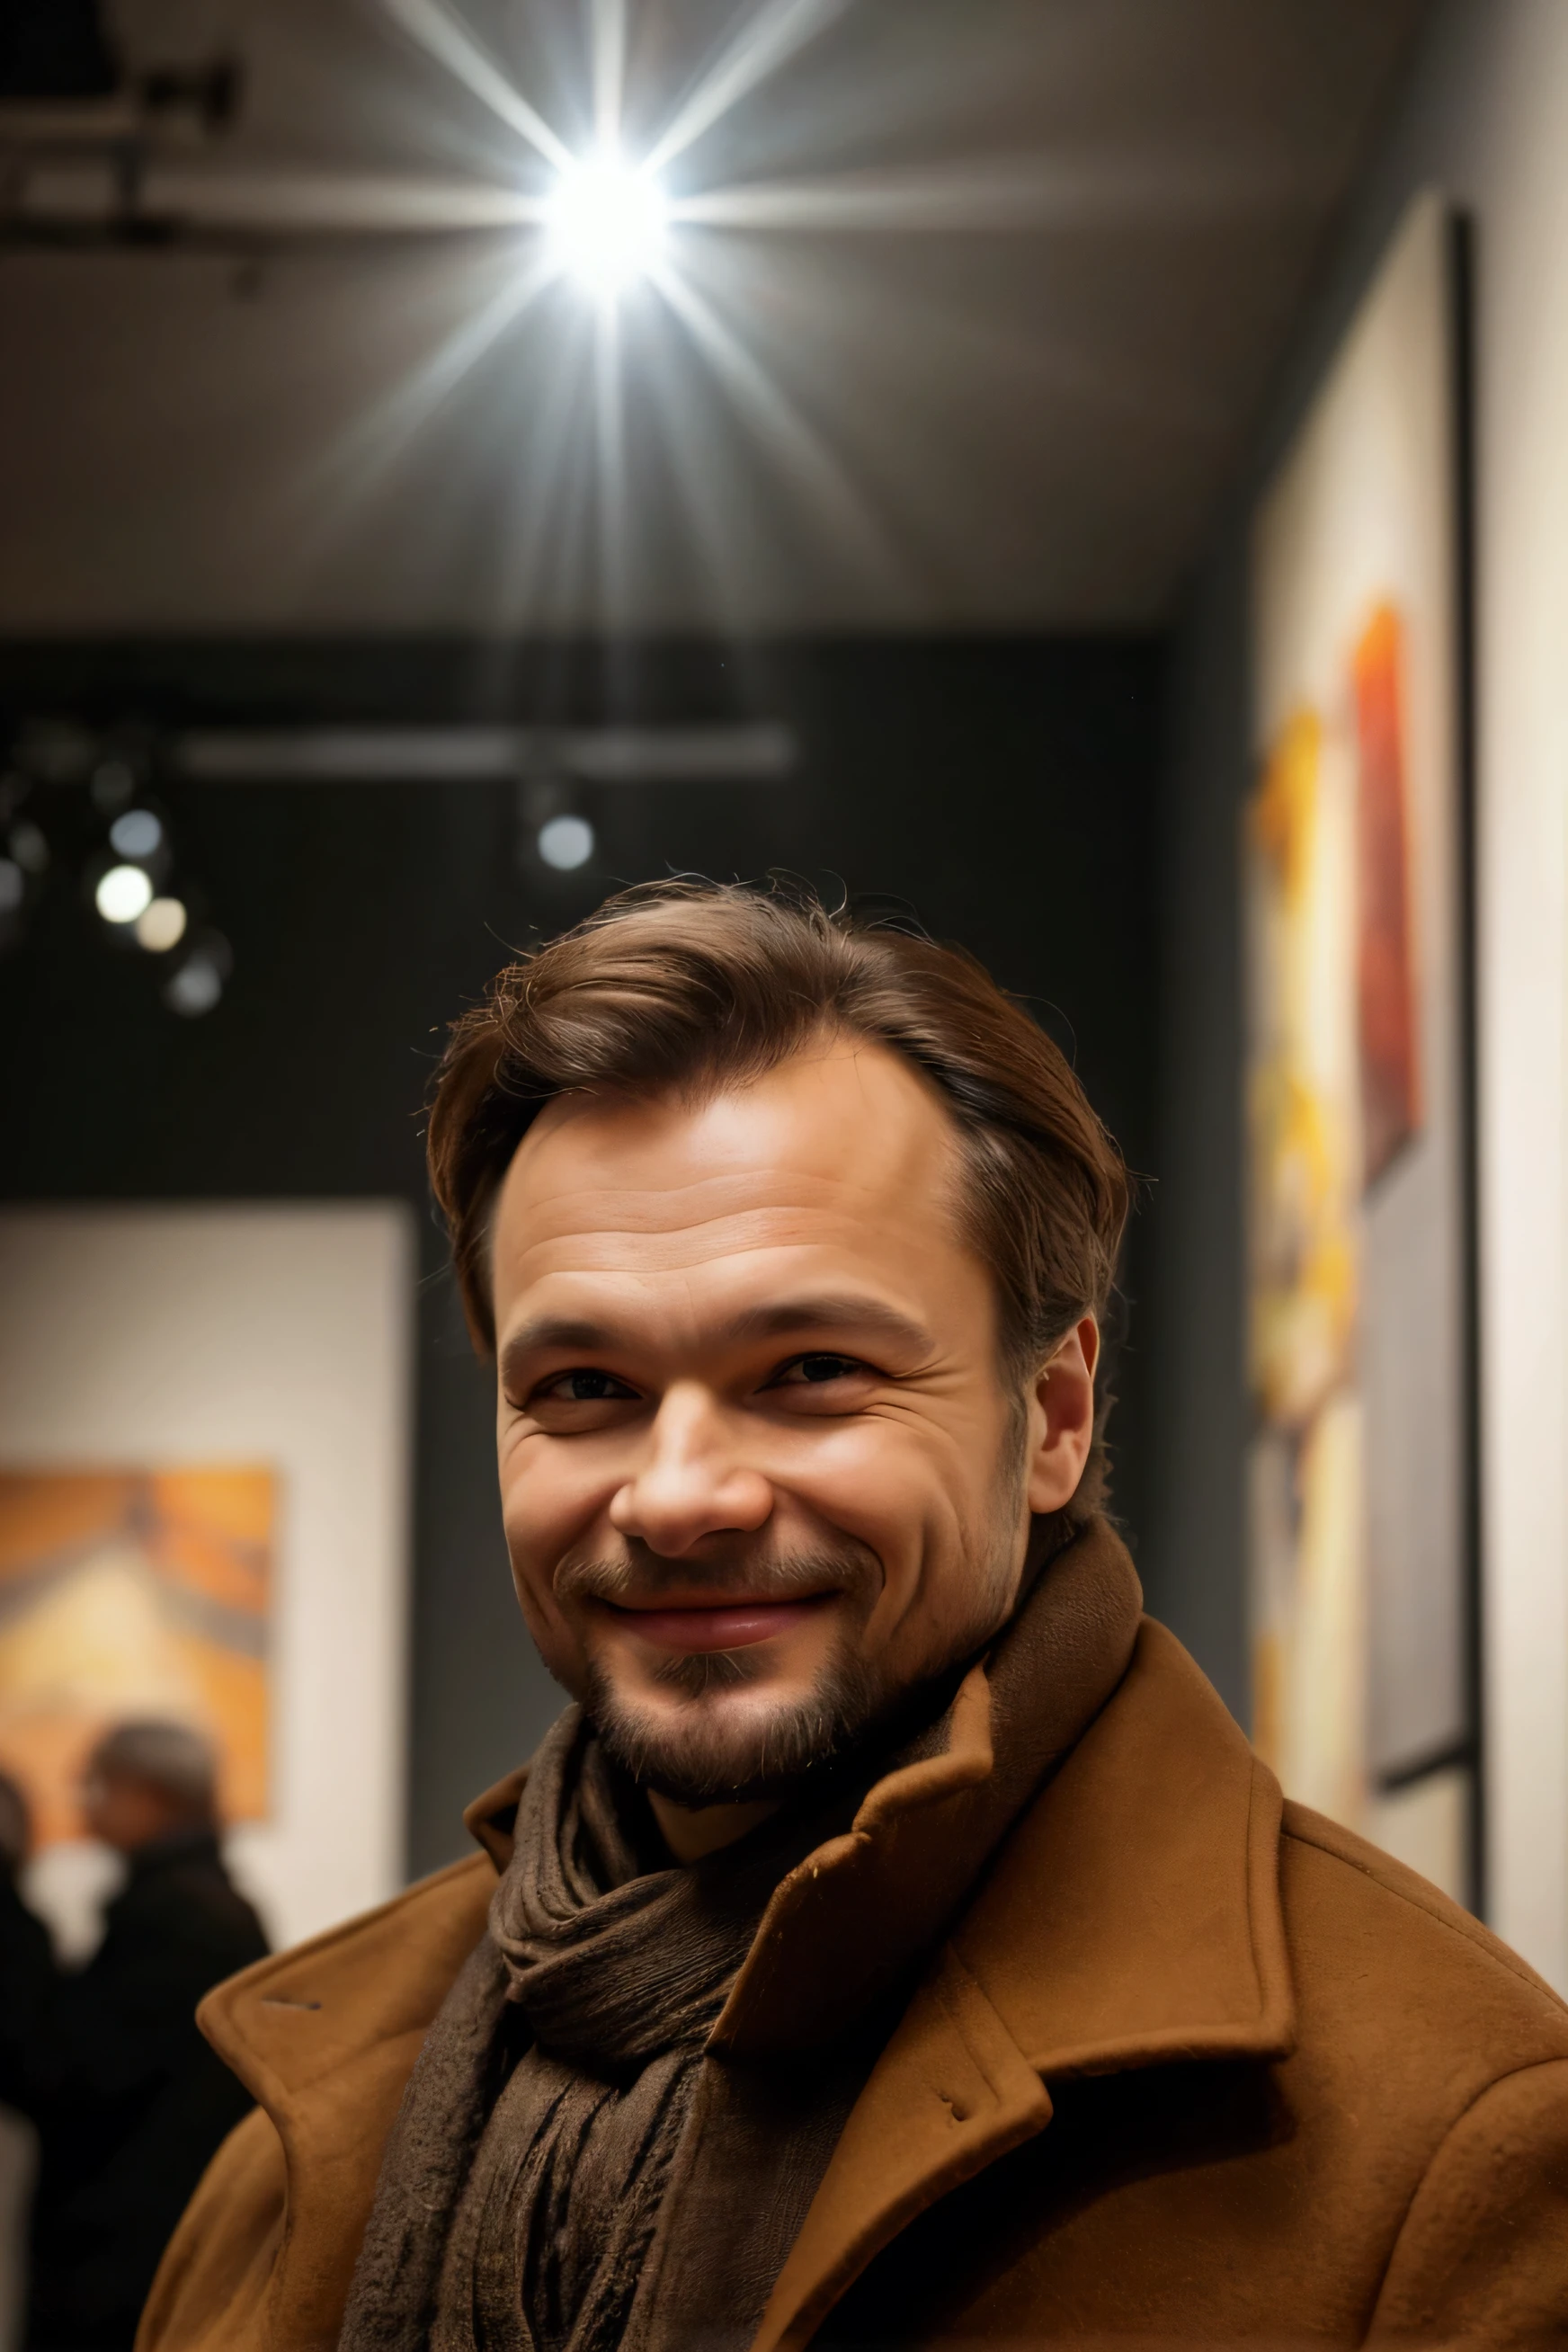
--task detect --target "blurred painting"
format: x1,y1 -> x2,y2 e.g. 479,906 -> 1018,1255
1247,192 -> 1472,1894
0,1469 -> 272,1847
1354,605 -> 1424,1184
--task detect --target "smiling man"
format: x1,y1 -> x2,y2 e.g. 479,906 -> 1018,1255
486,1026 -> 1099,1853
143,882 -> 1568,2352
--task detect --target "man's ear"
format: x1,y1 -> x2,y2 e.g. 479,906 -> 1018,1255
1025,1315 -> 1100,1517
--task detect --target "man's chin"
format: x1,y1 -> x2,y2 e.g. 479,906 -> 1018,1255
578,1640 -> 986,1813
584,1656 -> 884,1810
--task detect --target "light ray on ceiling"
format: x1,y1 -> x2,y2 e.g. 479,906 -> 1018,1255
648,256 -> 904,598
591,0 -> 628,153
309,247 -> 564,504
669,150 -> 1341,234
593,293 -> 629,618
378,0 -> 575,172
639,0 -> 851,177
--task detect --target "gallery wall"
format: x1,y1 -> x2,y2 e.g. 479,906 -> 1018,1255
1151,0 -> 1568,1988
0,636 -> 1163,1880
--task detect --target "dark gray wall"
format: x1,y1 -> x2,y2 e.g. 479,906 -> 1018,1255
0,634 -> 1163,1875
1140,556 -> 1253,1719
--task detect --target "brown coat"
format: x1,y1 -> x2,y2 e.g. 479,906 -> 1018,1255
138,1622 -> 1568,2351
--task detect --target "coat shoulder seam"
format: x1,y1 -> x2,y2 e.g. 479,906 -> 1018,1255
1279,1815 -> 1568,2018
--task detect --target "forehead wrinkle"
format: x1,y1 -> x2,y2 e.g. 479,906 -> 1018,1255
505,1159 -> 918,1238
498,1159 -> 959,1279
506,1213 -> 902,1286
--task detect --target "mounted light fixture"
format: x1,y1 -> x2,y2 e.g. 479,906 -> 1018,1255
544,148 -> 667,298
536,813 -> 595,870
95,862 -> 153,924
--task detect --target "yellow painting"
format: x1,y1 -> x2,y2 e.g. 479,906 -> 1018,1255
1247,705 -> 1361,1432
1246,686 -> 1370,1829
0,1469 -> 272,1848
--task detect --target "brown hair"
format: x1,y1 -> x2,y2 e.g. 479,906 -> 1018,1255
427,878 -> 1130,1519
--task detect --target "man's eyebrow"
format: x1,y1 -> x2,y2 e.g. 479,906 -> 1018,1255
722,1295 -> 934,1355
498,1317 -> 618,1388
497,1296 -> 933,1384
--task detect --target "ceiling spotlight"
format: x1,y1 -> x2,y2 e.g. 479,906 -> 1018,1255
95,863 -> 154,924
135,895 -> 188,954
545,151 -> 666,297
537,814 -> 595,871
109,807 -> 163,860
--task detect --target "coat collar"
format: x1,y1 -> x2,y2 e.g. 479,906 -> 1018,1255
195,1613 -> 1291,2352
194,1854 -> 497,2350
749,1619 -> 1295,2352
713,1518 -> 1145,2056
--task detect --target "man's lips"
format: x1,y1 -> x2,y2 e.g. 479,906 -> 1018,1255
601,1592 -> 833,1653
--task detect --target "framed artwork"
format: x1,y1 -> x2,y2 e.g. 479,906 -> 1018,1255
1246,192 -> 1474,1898
0,1468 -> 272,1849
0,1203 -> 414,1950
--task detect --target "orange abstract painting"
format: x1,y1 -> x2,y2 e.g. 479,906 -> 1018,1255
0,1469 -> 272,1847
1354,602 -> 1423,1187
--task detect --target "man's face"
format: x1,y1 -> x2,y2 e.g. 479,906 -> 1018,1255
491,1035 -> 1095,1808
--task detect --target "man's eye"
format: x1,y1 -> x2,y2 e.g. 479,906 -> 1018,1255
540,1369 -> 638,1403
773,1353 -> 866,1386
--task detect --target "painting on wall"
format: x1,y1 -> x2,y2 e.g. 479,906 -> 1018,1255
1247,192 -> 1473,1895
0,1468 -> 272,1848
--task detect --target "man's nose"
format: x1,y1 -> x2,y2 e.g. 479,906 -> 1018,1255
608,1383 -> 772,1557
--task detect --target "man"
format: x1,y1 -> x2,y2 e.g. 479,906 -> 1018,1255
0,1721 -> 268,2351
144,881 -> 1568,2351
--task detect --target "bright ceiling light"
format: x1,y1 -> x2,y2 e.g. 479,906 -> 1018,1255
538,813 -> 595,870
110,807 -> 163,860
545,151 -> 667,296
136,895 -> 188,953
95,863 -> 154,924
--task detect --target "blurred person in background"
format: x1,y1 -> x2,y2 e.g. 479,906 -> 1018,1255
0,1722 -> 267,2352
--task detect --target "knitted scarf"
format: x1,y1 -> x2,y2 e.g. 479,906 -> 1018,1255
338,1519 -> 1143,2352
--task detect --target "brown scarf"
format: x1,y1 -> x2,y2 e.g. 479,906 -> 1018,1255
338,1518 -> 1143,2352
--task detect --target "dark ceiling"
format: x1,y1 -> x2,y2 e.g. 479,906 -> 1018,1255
0,0 -> 1433,632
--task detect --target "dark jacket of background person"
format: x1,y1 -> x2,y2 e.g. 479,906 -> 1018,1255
0,1827 -> 268,2352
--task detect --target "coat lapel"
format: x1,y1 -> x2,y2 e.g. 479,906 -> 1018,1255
750,1622 -> 1296,2352
195,1853 -> 497,2348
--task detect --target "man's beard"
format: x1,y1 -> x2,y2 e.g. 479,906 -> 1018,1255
554,1525 -> 1020,1810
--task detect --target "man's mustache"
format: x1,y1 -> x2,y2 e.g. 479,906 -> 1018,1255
556,1541 -> 879,1609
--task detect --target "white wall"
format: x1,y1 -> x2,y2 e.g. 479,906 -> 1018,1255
1450,0 -> 1568,1991
0,1204 -> 414,1950
1158,0 -> 1568,1987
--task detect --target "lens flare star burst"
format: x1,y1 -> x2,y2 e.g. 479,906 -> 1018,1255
351,0 -> 1113,625
544,150 -> 668,298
